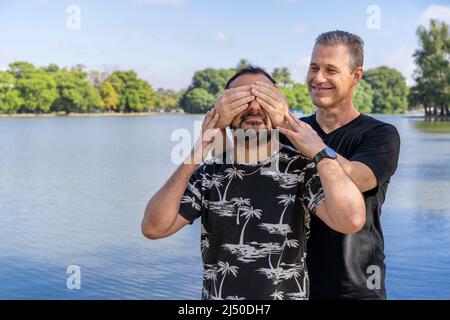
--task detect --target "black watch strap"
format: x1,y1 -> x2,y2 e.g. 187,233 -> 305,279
313,147 -> 337,165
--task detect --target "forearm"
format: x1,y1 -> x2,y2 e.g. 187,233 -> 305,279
336,154 -> 377,192
316,158 -> 365,232
142,160 -> 198,233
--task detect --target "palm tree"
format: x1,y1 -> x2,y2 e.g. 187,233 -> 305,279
210,175 -> 224,202
285,155 -> 299,172
259,242 -> 280,270
201,238 -> 210,253
222,168 -> 245,202
204,267 -> 219,298
277,238 -> 299,269
277,194 -> 296,224
239,206 -> 262,245
270,289 -> 284,300
231,197 -> 251,225
217,261 -> 239,299
181,195 -> 201,211
285,267 -> 307,297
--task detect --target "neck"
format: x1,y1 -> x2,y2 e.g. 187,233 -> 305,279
316,96 -> 360,133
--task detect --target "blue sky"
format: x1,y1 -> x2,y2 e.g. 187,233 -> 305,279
0,0 -> 449,89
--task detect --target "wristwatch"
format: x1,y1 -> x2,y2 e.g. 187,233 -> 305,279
313,147 -> 337,165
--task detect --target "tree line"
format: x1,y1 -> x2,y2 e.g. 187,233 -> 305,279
0,20 -> 447,116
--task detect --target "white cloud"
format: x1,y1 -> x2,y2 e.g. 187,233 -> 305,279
294,24 -> 307,34
419,5 -> 450,25
209,32 -> 228,45
367,46 -> 416,86
134,0 -> 187,6
384,46 -> 416,85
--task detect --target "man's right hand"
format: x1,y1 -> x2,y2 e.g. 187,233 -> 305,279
213,85 -> 254,128
188,109 -> 221,164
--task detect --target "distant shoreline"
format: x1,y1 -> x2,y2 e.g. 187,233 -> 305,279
0,111 -> 185,118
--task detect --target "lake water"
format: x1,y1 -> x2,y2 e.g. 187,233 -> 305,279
0,114 -> 449,299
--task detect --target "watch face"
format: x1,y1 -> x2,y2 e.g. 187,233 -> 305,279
325,147 -> 337,158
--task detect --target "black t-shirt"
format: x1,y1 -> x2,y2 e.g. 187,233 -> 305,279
179,145 -> 324,300
280,113 -> 400,299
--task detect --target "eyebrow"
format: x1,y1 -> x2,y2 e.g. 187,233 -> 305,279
309,62 -> 340,70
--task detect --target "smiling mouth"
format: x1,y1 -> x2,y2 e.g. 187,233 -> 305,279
311,84 -> 334,91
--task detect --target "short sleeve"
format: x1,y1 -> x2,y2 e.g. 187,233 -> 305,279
179,164 -> 207,224
303,163 -> 325,216
350,123 -> 400,188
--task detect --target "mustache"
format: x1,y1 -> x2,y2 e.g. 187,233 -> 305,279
239,112 -> 268,125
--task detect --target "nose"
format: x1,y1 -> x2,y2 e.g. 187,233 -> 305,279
314,70 -> 327,85
247,98 -> 262,112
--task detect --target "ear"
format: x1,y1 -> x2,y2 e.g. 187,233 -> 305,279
352,67 -> 363,86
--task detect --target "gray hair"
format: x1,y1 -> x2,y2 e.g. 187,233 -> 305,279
315,30 -> 364,71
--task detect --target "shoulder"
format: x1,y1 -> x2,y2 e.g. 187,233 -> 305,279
360,115 -> 398,131
359,115 -> 400,140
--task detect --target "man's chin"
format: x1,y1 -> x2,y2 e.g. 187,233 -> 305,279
312,97 -> 335,108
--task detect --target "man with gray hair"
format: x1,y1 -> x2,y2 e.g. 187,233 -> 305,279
250,30 -> 400,299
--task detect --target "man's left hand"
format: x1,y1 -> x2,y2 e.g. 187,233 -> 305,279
250,81 -> 289,128
278,112 -> 327,159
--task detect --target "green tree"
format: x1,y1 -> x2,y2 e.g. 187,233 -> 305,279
363,66 -> 409,114
182,88 -> 216,113
0,71 -> 23,114
8,62 -> 58,113
104,71 -> 155,112
154,88 -> 181,111
51,69 -> 104,113
280,83 -> 315,114
8,61 -> 37,80
272,67 -> 293,87
181,68 -> 234,113
236,59 -> 251,69
190,68 -> 235,96
100,81 -> 118,111
353,79 -> 374,114
410,20 -> 449,117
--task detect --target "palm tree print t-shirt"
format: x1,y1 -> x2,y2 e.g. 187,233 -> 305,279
179,145 -> 325,300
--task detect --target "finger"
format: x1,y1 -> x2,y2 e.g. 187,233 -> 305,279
229,95 -> 255,109
230,104 -> 249,117
256,97 -> 275,113
288,112 -> 305,127
210,112 -> 219,127
222,90 -> 253,104
285,112 -> 300,132
223,85 -> 252,96
251,88 -> 278,107
205,112 -> 219,129
254,81 -> 284,98
278,126 -> 296,138
203,109 -> 215,127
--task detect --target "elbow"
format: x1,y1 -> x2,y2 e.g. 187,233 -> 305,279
346,211 -> 366,234
141,207 -> 165,240
343,202 -> 366,234
333,198 -> 366,234
141,222 -> 165,240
